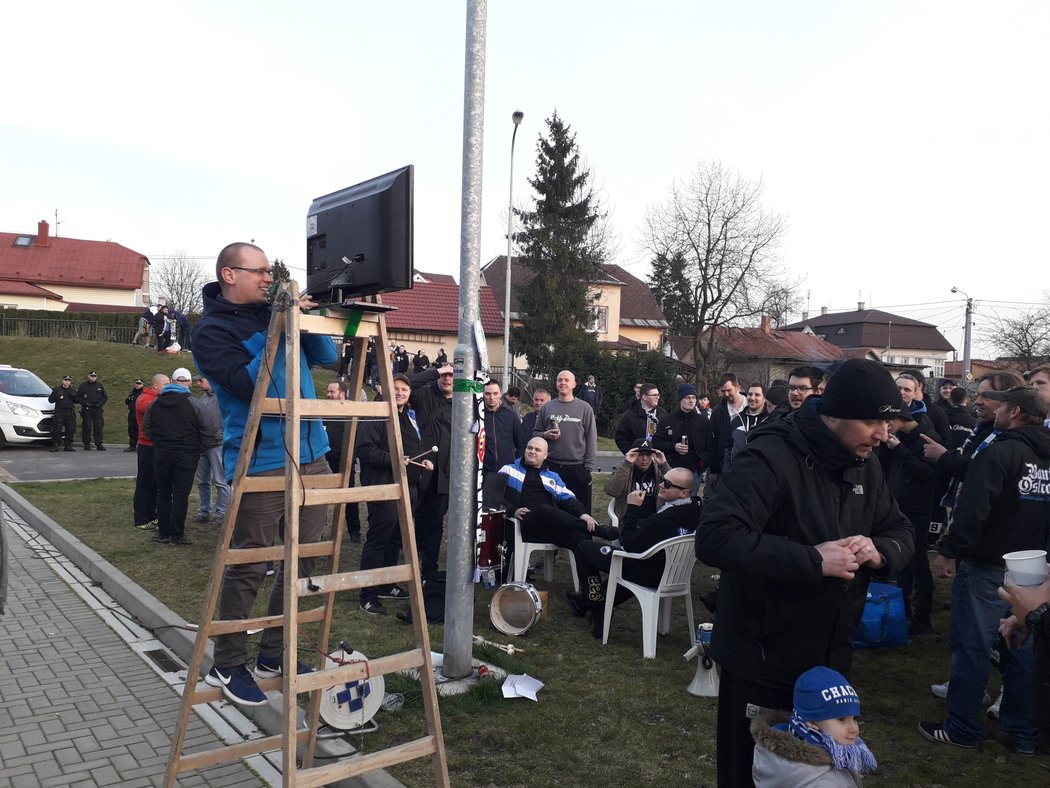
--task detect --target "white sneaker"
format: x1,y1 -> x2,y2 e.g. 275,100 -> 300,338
987,688 -> 1003,720
930,681 -> 991,705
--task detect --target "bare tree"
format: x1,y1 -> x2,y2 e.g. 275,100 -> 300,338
983,302 -> 1050,370
643,161 -> 793,389
151,250 -> 209,314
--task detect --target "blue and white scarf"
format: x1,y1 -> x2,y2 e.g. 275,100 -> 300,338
787,710 -> 878,773
940,425 -> 999,513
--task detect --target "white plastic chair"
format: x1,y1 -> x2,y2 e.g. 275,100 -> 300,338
510,517 -> 581,593
606,498 -> 619,529
601,533 -> 697,659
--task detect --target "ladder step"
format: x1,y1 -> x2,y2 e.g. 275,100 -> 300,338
176,729 -> 311,773
296,736 -> 438,787
302,483 -> 401,507
207,604 -> 328,636
297,564 -> 414,597
224,541 -> 334,566
238,474 -> 346,494
258,399 -> 390,418
187,648 -> 425,705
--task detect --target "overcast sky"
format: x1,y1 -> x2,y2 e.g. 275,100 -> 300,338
3,1 -> 1047,359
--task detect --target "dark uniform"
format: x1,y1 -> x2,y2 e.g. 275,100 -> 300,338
124,381 -> 144,450
47,379 -> 79,451
76,374 -> 108,449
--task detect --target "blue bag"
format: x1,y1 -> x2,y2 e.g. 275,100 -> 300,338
853,582 -> 910,649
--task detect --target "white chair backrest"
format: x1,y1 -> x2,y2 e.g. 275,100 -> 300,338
658,534 -> 697,591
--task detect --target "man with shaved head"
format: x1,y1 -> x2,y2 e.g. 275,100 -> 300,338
533,370 -> 597,512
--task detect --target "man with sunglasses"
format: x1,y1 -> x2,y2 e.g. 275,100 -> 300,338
695,358 -> 914,787
192,242 -> 338,707
569,466 -> 699,638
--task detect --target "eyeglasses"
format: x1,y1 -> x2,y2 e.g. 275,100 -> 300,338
226,266 -> 274,276
788,385 -> 812,393
660,479 -> 689,491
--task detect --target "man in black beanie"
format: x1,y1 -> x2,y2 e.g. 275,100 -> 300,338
695,358 -> 915,787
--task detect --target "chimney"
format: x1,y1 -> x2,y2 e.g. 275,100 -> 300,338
820,306 -> 828,316
858,301 -> 865,311
801,311 -> 809,321
760,314 -> 772,334
37,220 -> 50,246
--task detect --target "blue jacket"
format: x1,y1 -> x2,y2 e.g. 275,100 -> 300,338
498,457 -> 585,517
192,281 -> 338,482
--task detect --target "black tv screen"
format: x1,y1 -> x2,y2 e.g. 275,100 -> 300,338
306,165 -> 414,304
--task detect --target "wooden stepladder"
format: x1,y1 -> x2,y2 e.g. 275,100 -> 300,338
165,286 -> 449,787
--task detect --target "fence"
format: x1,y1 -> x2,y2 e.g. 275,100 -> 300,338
0,315 -> 138,345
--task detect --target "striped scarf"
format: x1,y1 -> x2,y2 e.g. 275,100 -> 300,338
787,711 -> 878,773
940,425 -> 999,513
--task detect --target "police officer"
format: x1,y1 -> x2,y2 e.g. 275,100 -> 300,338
48,375 -> 79,452
124,379 -> 145,451
77,371 -> 108,450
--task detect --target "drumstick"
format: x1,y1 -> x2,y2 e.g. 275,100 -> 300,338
408,446 -> 439,462
407,459 -> 432,468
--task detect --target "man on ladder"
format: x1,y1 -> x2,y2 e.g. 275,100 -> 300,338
192,242 -> 339,705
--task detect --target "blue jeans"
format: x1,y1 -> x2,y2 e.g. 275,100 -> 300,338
945,559 -> 1036,748
195,446 -> 229,518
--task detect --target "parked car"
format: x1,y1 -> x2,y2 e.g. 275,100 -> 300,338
0,365 -> 55,448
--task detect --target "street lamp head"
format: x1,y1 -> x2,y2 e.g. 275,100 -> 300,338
512,110 -> 524,125
951,286 -> 958,294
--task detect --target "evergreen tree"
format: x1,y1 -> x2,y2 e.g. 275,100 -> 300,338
511,113 -> 605,373
648,251 -> 695,335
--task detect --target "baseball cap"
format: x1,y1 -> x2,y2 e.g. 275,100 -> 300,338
134,378 -> 144,385
981,385 -> 1047,418
88,371 -> 98,376
630,438 -> 654,454
62,375 -> 72,381
172,367 -> 192,382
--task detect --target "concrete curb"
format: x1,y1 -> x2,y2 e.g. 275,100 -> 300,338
0,482 -> 405,788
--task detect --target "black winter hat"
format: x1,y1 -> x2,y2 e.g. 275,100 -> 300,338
818,359 -> 905,420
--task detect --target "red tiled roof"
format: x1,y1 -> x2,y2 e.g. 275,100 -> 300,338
782,309 -> 954,353
481,255 -> 668,326
716,325 -> 845,363
0,228 -> 148,290
0,279 -> 64,299
415,271 -> 457,285
62,302 -> 145,314
380,280 -> 504,335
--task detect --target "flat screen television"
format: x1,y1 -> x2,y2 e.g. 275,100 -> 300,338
306,165 -> 414,304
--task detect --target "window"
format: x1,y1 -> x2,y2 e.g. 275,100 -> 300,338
836,327 -> 846,335
589,306 -> 609,334
13,236 -> 32,247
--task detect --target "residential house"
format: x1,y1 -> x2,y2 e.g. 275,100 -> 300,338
0,221 -> 150,310
480,255 -> 670,370
378,271 -> 505,367
781,304 -> 954,378
666,315 -> 877,389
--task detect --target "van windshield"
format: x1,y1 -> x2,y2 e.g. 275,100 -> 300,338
0,369 -> 52,397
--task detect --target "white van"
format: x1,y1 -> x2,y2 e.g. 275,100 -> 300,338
0,365 -> 55,448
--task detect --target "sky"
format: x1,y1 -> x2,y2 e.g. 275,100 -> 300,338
3,1 -> 1047,360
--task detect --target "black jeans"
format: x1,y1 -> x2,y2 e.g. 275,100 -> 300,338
415,488 -> 448,580
127,410 -> 138,449
359,500 -> 404,604
520,505 -> 593,551
51,411 -> 76,448
133,445 -> 158,526
897,511 -> 933,619
716,668 -> 792,788
154,448 -> 198,539
81,407 -> 104,447
545,461 -> 592,513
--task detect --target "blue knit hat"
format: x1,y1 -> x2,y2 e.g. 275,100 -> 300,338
793,666 -> 861,721
677,384 -> 698,400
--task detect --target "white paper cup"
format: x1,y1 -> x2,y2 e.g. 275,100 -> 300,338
1003,550 -> 1049,587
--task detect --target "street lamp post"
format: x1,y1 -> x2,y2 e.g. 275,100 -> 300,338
951,286 -> 974,383
502,110 -> 524,387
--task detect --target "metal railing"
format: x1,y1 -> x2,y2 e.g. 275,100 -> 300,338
0,315 -> 138,344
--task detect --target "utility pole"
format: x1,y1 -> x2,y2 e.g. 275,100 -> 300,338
952,286 -> 974,383
443,0 -> 487,680
54,209 -> 63,237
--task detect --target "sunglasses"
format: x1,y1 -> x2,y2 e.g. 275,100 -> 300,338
660,479 -> 689,491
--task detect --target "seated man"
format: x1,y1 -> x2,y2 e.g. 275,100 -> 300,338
603,439 -> 671,521
499,437 -> 614,552
569,467 -> 700,638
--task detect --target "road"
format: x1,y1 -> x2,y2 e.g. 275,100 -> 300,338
0,442 -> 138,482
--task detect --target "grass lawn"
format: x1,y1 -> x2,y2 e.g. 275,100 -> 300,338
13,476 -> 1050,786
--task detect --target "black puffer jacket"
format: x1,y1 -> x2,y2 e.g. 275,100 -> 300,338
695,399 -> 913,689
614,400 -> 666,454
937,425 -> 1050,566
355,406 -> 429,506
652,408 -> 709,473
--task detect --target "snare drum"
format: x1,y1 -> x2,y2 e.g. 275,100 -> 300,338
478,509 -> 507,570
489,582 -> 543,636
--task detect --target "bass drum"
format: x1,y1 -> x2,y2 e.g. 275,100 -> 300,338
489,582 -> 543,636
478,509 -> 507,570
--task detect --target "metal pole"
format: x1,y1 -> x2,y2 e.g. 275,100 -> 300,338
443,0 -> 487,680
963,297 -> 973,383
502,111 -> 523,387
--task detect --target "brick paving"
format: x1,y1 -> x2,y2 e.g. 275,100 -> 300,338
0,518 -> 266,787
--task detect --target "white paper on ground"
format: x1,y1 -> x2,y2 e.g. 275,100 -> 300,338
501,673 -> 544,701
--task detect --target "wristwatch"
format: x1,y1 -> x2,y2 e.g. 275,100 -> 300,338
1025,602 -> 1050,630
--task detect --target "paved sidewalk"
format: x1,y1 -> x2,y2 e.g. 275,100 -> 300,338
0,511 -> 267,787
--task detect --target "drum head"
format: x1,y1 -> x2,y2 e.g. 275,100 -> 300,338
489,582 -> 543,636
318,649 -> 385,730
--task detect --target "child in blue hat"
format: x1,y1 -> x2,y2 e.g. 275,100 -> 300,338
751,666 -> 878,786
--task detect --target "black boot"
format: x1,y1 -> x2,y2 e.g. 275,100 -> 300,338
565,591 -> 588,618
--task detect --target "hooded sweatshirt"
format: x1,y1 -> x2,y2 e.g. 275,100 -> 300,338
191,281 -> 338,482
937,424 -> 1050,565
